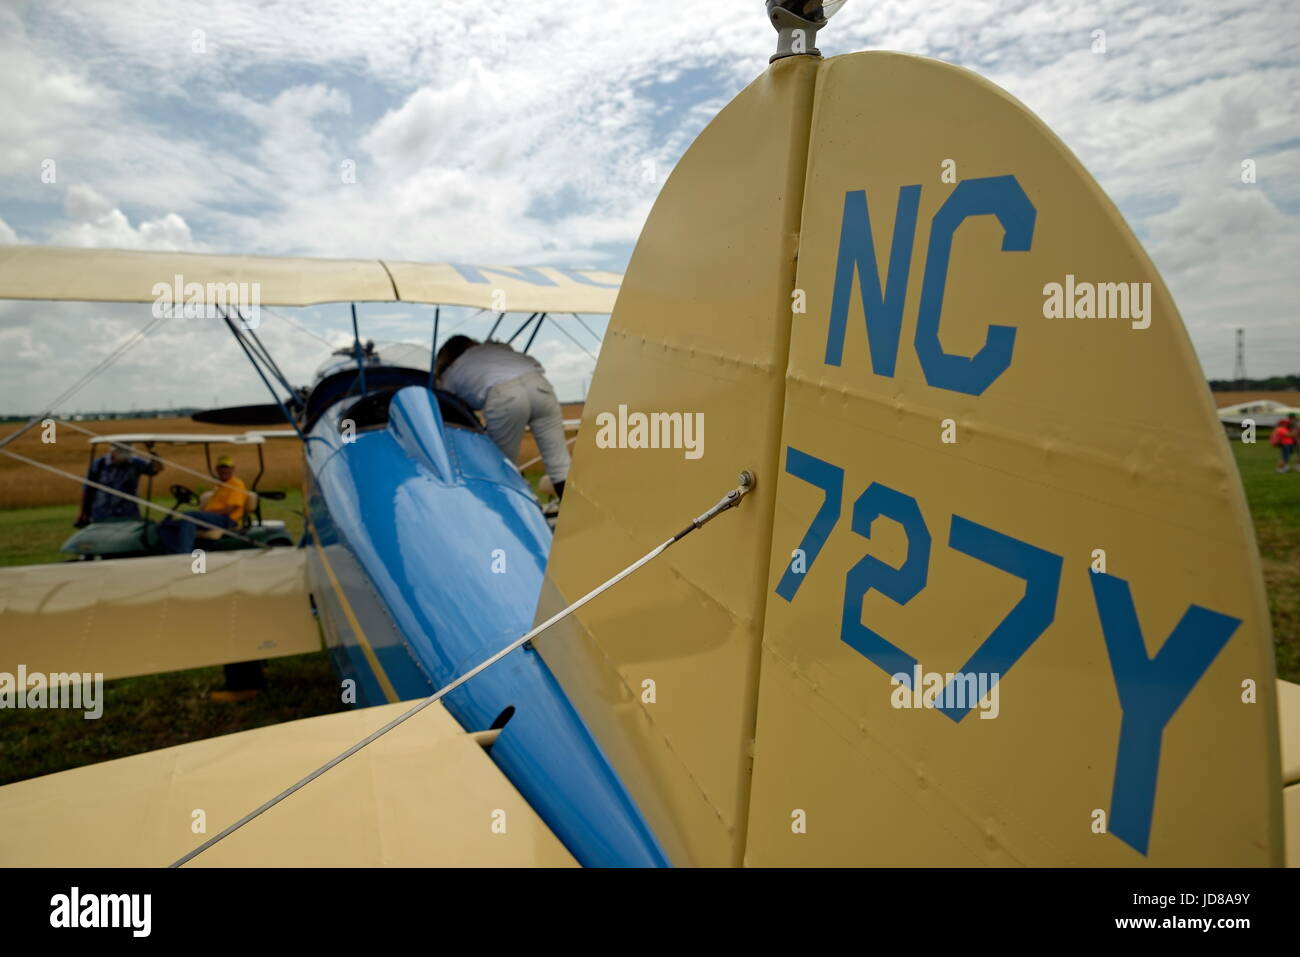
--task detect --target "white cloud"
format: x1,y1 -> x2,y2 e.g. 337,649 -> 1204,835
52,184 -> 196,251
0,0 -> 1296,414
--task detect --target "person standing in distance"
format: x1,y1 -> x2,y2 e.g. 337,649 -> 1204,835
435,335 -> 571,499
76,441 -> 163,527
1270,415 -> 1296,473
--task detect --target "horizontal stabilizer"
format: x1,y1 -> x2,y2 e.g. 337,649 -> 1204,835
0,700 -> 577,866
1284,680 -> 1300,866
1280,679 -> 1300,786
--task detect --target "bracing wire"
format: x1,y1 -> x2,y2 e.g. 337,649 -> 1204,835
0,310 -> 170,451
0,448 -> 271,550
169,470 -> 756,867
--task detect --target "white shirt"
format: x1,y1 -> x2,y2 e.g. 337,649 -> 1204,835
440,343 -> 544,410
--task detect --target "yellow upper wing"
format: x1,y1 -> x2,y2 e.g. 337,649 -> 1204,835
0,244 -> 622,314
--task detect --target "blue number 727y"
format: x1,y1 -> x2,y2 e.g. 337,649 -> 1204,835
773,444 -> 1240,856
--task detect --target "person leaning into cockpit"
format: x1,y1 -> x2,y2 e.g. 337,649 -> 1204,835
434,335 -> 571,499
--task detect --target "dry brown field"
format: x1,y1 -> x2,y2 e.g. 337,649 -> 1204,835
0,416 -> 300,510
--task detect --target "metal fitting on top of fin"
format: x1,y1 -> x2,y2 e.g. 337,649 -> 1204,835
766,1 -> 846,62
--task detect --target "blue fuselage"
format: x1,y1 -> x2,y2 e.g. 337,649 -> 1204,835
299,369 -> 665,866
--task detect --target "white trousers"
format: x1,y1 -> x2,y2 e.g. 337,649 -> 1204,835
482,371 -> 571,484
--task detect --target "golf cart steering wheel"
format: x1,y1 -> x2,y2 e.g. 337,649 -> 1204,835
170,484 -> 198,507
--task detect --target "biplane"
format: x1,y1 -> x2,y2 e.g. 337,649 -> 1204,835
0,1 -> 1296,867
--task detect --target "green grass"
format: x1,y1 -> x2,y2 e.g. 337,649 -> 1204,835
1230,438 -> 1300,683
0,488 -> 305,567
0,651 -> 347,786
0,503 -> 85,567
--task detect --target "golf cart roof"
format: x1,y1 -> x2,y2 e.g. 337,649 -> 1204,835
86,430 -> 299,446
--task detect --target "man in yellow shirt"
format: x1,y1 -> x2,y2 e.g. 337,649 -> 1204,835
157,455 -> 248,553
204,456 -> 248,523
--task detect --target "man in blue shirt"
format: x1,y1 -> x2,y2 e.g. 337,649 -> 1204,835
76,442 -> 163,526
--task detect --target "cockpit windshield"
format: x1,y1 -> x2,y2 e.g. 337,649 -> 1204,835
311,341 -> 433,383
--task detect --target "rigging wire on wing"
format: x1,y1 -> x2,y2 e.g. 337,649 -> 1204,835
0,448 -> 271,550
53,417 -> 261,495
0,310 -> 169,451
263,305 -> 339,348
546,315 -> 597,361
570,313 -> 604,349
170,470 -> 757,867
438,306 -> 488,339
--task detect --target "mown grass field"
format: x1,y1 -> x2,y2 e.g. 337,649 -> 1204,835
0,413 -> 1295,786
0,488 -> 306,568
1231,437 -> 1300,684
0,652 -> 345,787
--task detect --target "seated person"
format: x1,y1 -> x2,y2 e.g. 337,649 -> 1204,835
157,456 -> 247,554
76,442 -> 163,526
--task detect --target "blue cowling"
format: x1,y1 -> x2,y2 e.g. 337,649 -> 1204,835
305,385 -> 668,867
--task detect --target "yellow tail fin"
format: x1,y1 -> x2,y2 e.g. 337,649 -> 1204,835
540,50 -> 1282,866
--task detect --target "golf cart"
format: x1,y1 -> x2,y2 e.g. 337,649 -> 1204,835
61,430 -> 299,559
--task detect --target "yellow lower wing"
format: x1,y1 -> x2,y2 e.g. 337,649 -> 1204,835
0,700 -> 575,866
0,549 -> 320,681
1281,679 -> 1300,866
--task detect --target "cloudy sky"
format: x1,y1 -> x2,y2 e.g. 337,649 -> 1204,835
0,0 -> 1296,412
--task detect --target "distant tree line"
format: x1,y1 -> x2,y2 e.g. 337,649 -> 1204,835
0,408 -> 203,423
1208,374 -> 1300,391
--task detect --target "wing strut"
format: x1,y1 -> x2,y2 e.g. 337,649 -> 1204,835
506,312 -> 541,345
217,307 -> 308,443
428,305 -> 441,390
523,313 -> 547,354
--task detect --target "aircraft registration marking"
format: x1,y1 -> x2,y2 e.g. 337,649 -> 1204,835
772,170 -> 1248,855
775,444 -> 1241,856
